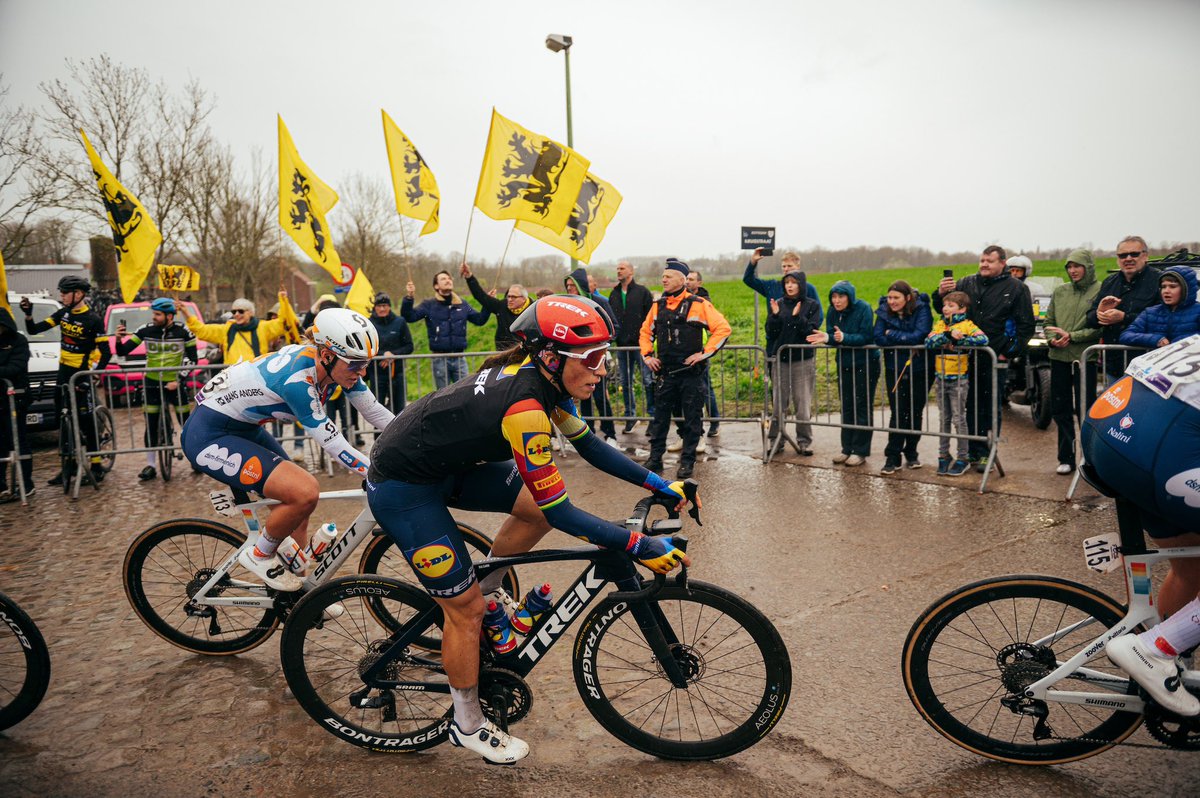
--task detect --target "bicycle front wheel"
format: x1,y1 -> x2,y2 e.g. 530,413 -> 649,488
156,411 -> 173,482
95,406 -> 117,472
573,580 -> 791,760
123,519 -> 279,655
280,575 -> 452,753
0,591 -> 51,730
902,575 -> 1142,765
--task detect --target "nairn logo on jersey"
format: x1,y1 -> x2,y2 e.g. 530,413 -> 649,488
523,432 -> 553,467
1119,414 -> 1134,431
405,536 -> 459,579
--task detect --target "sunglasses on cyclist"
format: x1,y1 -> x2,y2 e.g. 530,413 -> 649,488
338,357 -> 371,372
557,343 -> 610,370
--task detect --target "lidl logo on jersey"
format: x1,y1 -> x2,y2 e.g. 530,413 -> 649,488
406,536 -> 459,579
523,432 -> 553,467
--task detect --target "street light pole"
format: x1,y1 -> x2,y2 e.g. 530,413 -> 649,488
546,33 -> 577,270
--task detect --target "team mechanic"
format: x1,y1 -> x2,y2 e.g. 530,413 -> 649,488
115,297 -> 199,481
366,295 -> 694,765
181,308 -> 394,591
19,275 -> 112,486
1083,335 -> 1200,717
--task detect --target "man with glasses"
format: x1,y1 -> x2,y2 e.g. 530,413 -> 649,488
1087,236 -> 1162,382
182,295 -> 289,366
609,260 -> 655,433
460,262 -> 530,351
640,259 -> 731,479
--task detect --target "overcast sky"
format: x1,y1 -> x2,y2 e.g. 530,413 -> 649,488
2,0 -> 1198,266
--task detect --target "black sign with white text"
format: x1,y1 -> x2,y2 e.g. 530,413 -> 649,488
741,226 -> 776,249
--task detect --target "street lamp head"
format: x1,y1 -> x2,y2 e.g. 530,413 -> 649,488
545,33 -> 573,52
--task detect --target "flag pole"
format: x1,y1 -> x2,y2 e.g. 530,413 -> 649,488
493,224 -> 515,291
399,214 -> 414,286
462,207 -> 476,267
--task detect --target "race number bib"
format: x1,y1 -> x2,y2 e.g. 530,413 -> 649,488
1128,335 -> 1200,403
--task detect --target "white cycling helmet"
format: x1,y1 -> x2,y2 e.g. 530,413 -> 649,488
311,307 -> 378,359
1007,254 -> 1033,278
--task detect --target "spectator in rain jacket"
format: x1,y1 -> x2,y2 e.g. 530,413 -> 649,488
873,281 -> 933,472
765,271 -> 821,452
1120,265 -> 1200,349
1043,248 -> 1101,474
807,280 -> 880,465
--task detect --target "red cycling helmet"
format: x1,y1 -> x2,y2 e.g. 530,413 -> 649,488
510,295 -> 614,352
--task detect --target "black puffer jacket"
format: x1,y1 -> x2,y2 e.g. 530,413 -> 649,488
0,308 -> 30,399
608,280 -> 653,347
932,273 -> 1035,357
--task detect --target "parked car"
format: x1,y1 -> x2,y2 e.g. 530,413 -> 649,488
6,291 -> 61,432
103,301 -> 215,406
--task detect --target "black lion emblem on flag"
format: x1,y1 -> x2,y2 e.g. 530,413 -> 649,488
496,132 -> 568,217
288,168 -> 328,262
95,170 -> 145,261
565,178 -> 603,246
404,145 -> 437,205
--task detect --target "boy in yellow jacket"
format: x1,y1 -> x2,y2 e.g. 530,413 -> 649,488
925,291 -> 988,476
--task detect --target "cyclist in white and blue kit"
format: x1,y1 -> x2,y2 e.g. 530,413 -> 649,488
182,308 -> 394,591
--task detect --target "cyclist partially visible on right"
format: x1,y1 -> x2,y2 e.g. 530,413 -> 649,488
115,297 -> 198,481
1083,333 -> 1200,716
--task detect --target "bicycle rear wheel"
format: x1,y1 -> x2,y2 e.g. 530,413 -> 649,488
57,412 -> 74,495
902,575 -> 1142,765
95,406 -> 117,472
123,519 -> 279,655
0,591 -> 51,730
156,410 -> 173,482
280,575 -> 452,753
573,580 -> 791,760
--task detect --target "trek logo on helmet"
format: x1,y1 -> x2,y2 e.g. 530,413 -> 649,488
545,300 -> 588,318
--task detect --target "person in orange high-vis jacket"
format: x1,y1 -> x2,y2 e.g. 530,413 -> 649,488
639,258 -> 731,479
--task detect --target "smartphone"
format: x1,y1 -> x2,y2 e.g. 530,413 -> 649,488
943,269 -> 954,278
760,249 -> 774,257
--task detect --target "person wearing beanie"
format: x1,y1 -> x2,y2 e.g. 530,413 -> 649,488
1043,248 -> 1101,474
367,291 -> 414,412
639,258 -> 732,479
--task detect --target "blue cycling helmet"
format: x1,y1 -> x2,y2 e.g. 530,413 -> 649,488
151,298 -> 176,314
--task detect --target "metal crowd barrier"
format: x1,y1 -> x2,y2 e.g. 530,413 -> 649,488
768,344 -> 1005,492
1,378 -> 33,505
1066,343 -> 1147,500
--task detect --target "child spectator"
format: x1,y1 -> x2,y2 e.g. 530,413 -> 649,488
873,280 -> 933,474
1119,266 -> 1200,349
807,280 -> 879,466
766,271 -> 822,455
926,291 -> 988,476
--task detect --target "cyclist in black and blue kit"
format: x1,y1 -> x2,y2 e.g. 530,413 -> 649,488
1084,334 -> 1200,716
367,295 -> 694,765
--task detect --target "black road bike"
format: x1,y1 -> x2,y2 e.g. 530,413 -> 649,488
0,590 -> 51,731
279,483 -> 792,761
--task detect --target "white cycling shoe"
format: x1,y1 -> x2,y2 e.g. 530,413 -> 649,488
1107,635 -> 1200,717
238,548 -> 304,592
448,719 -> 529,765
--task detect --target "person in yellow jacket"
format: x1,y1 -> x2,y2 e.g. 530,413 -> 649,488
638,258 -> 731,479
180,294 -> 290,365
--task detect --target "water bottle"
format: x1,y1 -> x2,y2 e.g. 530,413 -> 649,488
511,583 -> 554,635
278,536 -> 308,575
483,600 -> 518,655
307,522 -> 338,564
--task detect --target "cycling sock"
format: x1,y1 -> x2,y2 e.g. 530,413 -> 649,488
251,530 -> 286,560
450,685 -> 484,732
146,451 -> 156,467
477,563 -> 507,597
1139,597 -> 1200,657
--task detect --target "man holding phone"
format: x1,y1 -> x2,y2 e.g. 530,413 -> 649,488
933,246 -> 1035,468
1085,235 -> 1161,381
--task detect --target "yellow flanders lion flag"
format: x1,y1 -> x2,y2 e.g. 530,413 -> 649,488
278,116 -> 341,281
516,173 -> 622,264
474,109 -> 589,234
80,129 -> 162,303
382,110 -> 439,236
344,268 -> 376,318
0,250 -> 9,317
156,264 -> 201,292
277,291 -> 303,344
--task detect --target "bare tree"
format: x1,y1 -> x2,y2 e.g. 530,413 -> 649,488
333,173 -> 417,291
0,78 -> 64,262
34,55 -> 215,257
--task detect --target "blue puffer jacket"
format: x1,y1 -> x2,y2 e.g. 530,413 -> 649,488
826,281 -> 879,370
401,293 -> 490,353
1119,266 -> 1200,348
873,292 -> 933,375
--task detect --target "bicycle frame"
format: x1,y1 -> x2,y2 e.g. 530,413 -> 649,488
189,488 -> 377,612
358,544 -> 691,689
1025,544 -> 1200,713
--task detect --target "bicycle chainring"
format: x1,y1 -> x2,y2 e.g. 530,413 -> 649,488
480,667 -> 533,726
1144,696 -> 1200,750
